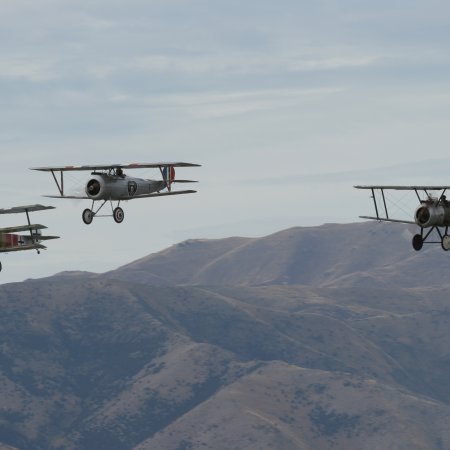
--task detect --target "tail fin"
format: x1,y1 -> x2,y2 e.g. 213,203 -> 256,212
162,166 -> 176,191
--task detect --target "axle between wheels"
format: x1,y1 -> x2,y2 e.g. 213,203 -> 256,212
82,206 -> 124,224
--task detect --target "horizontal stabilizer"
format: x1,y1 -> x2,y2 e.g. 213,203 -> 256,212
37,235 -> 60,241
0,224 -> 48,233
359,216 -> 416,225
170,180 -> 198,183
133,190 -> 197,199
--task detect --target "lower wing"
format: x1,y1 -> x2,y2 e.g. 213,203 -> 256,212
43,191 -> 197,200
43,195 -> 90,199
359,216 -> 416,225
0,243 -> 47,253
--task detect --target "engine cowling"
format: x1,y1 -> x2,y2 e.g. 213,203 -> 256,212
415,203 -> 450,227
85,175 -> 111,199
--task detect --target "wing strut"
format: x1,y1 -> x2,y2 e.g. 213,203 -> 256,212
381,188 -> 389,219
370,188 -> 389,221
51,170 -> 64,196
371,188 -> 380,220
24,207 -> 38,252
414,189 -> 421,202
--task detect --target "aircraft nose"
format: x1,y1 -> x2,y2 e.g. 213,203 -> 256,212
416,206 -> 430,225
87,179 -> 101,196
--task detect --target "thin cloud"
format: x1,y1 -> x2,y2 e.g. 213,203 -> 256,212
242,158 -> 450,186
88,49 -> 380,80
0,56 -> 56,82
109,87 -> 345,118
289,55 -> 379,71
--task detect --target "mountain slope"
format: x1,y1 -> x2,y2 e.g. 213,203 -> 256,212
107,222 -> 450,288
137,362 -> 450,450
1,276 -> 450,449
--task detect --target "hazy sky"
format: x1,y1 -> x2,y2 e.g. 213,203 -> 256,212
2,0 -> 450,283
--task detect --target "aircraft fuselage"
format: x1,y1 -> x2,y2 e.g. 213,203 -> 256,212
0,232 -> 42,250
85,173 -> 166,201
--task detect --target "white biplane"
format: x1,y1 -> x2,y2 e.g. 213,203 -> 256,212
0,204 -> 59,272
355,185 -> 450,251
32,162 -> 200,224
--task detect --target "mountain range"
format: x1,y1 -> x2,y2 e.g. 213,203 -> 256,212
106,222 -> 450,288
1,222 -> 450,450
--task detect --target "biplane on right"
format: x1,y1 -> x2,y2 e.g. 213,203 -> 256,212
355,185 -> 450,251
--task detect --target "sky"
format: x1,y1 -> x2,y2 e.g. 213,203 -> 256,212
1,0 -> 450,283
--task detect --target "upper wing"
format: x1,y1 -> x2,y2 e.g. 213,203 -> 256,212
0,224 -> 47,233
355,185 -> 450,191
31,162 -> 201,172
0,205 -> 55,215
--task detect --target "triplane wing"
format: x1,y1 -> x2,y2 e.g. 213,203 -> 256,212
355,185 -> 450,251
0,243 -> 47,253
0,204 -> 59,271
0,224 -> 48,234
32,162 -> 201,224
0,204 -> 55,214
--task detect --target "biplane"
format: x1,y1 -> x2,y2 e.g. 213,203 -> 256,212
31,162 -> 200,224
0,204 -> 59,271
355,185 -> 450,251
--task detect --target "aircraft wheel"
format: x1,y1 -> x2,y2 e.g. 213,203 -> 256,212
412,234 -> 423,251
0,261 -> 2,272
442,234 -> 450,251
82,208 -> 93,225
113,207 -> 124,223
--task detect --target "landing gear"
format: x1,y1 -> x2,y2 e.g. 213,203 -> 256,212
82,209 -> 93,225
412,234 -> 423,251
411,226 -> 450,252
113,207 -> 124,223
82,201 -> 124,224
442,234 -> 450,251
